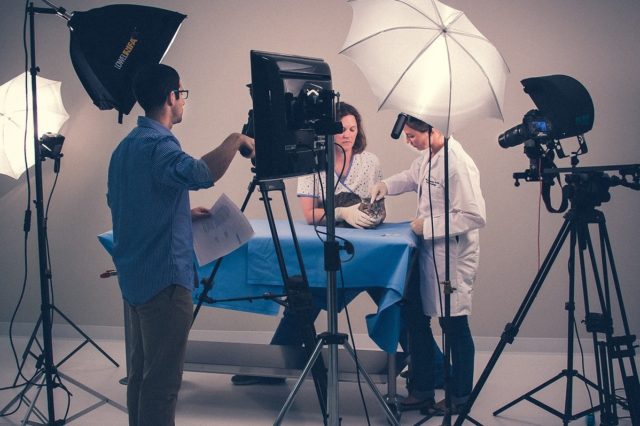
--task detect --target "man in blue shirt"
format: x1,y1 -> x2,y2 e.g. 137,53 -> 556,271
107,63 -> 254,426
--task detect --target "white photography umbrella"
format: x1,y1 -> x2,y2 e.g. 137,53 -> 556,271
340,0 -> 509,136
341,2 -> 509,422
0,72 -> 69,179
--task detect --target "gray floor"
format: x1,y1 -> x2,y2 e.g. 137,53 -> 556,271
0,335 -> 634,425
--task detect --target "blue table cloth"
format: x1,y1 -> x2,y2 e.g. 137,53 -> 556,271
98,220 -> 417,353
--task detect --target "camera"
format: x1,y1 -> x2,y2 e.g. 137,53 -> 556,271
498,110 -> 553,148
288,84 -> 341,134
501,75 -> 596,188
498,74 -> 594,151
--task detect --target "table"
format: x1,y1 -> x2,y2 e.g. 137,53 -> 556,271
98,220 -> 417,353
194,219 -> 417,353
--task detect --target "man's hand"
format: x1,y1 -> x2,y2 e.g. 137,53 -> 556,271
335,204 -> 376,229
411,217 -> 424,236
370,182 -> 388,202
191,206 -> 211,220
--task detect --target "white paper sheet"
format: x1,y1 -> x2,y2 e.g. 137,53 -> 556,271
192,194 -> 254,265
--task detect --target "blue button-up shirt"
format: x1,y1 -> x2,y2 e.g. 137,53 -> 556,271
107,116 -> 213,305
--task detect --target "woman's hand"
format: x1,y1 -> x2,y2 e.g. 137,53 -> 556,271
410,217 -> 424,236
335,205 -> 376,229
370,182 -> 388,201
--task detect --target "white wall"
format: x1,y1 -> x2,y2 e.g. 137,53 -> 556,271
1,0 -> 639,342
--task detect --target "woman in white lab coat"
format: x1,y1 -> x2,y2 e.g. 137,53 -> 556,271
370,116 -> 486,413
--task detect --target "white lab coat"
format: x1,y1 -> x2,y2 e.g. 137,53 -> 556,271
384,137 -> 486,317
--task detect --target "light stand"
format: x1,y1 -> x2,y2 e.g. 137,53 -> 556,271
20,5 -> 72,423
441,136 -> 453,426
195,175 -> 330,419
0,4 -> 125,424
440,137 -> 482,426
274,102 -> 400,425
390,115 -> 455,425
28,8 -> 56,422
324,111 -> 340,425
414,136 -> 479,426
391,113 -> 480,426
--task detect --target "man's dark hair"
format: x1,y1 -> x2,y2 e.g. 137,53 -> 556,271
337,101 -> 367,154
132,64 -> 180,113
406,115 -> 433,133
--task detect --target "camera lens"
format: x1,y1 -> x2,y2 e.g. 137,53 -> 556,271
498,124 -> 528,148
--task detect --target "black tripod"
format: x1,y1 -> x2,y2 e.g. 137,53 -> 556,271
456,168 -> 640,425
0,4 -> 125,424
273,137 -> 401,426
192,176 -> 329,420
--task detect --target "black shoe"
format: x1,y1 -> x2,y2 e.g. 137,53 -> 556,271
230,375 -> 286,386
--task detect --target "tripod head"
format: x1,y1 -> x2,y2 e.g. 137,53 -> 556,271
527,164 -> 640,214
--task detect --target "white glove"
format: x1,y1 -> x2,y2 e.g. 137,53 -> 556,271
335,204 -> 376,229
370,182 -> 388,202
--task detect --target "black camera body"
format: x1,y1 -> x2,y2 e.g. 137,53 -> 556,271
499,109 -> 553,148
498,74 -> 594,150
288,85 -> 339,134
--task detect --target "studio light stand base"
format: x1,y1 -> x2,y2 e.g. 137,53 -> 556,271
1,366 -> 127,426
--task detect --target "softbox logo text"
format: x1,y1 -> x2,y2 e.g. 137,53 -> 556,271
114,36 -> 138,70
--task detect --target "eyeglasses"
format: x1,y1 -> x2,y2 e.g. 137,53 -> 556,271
172,89 -> 189,99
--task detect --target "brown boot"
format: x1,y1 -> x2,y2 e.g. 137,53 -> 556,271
426,398 -> 464,416
400,394 -> 435,412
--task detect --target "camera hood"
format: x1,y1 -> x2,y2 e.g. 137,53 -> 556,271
522,75 -> 594,140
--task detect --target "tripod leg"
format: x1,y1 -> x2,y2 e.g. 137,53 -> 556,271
578,220 -> 619,423
51,306 -> 119,368
192,178 -> 258,324
0,369 -> 42,418
277,184 -> 329,414
192,256 -> 224,322
599,221 -> 640,423
572,215 -> 640,424
10,315 -> 44,387
58,371 -> 127,413
493,371 -> 567,417
563,224 -> 580,422
274,338 -> 326,425
259,180 -> 328,420
342,342 -> 400,426
455,217 -> 573,426
21,380 -> 46,426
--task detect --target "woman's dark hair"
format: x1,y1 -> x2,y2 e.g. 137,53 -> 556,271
337,101 -> 367,154
132,64 -> 180,113
406,115 -> 433,133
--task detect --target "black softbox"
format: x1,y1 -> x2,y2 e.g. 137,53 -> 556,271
522,74 -> 594,140
68,5 -> 186,119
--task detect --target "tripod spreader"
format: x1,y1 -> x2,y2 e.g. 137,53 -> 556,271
197,292 -> 287,307
317,332 -> 349,346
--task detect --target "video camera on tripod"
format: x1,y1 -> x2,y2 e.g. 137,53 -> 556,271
456,74 -> 640,426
